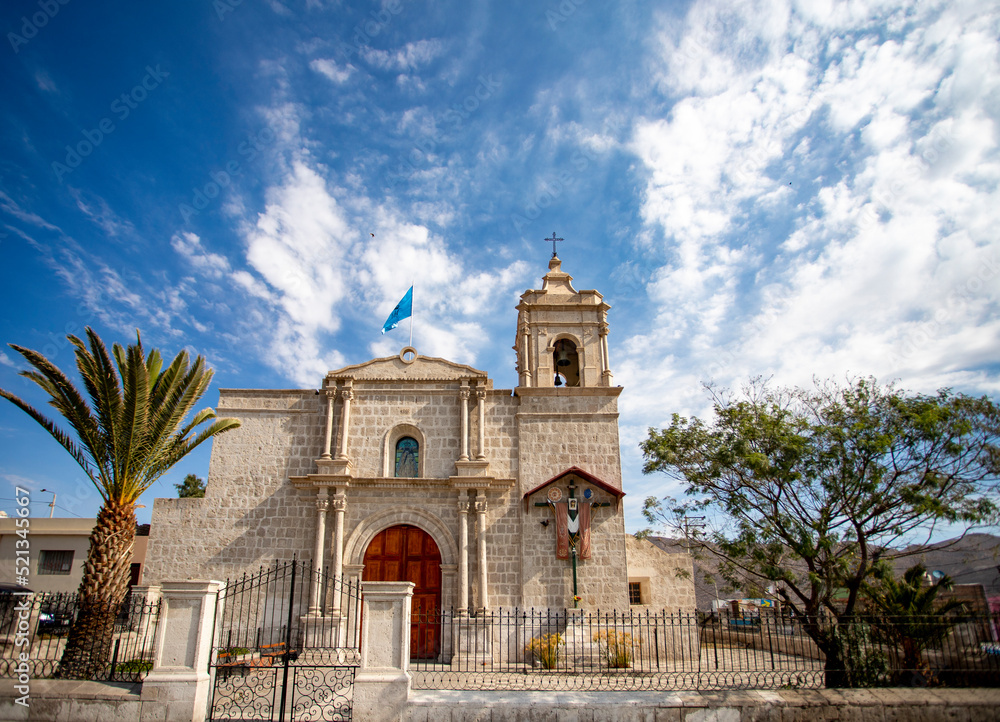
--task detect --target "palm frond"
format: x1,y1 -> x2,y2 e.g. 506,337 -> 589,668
3,328 -> 240,505
8,344 -> 105,467
0,389 -> 98,487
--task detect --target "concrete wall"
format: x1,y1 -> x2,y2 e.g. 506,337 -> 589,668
4,682 -> 997,722
0,518 -> 148,594
405,688 -> 1000,722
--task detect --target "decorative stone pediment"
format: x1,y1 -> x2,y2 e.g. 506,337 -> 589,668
326,348 -> 488,383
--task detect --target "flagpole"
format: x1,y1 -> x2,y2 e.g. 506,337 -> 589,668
408,283 -> 413,348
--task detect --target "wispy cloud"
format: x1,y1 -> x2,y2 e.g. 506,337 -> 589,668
171,232 -> 232,279
310,58 -> 354,84
622,0 -> 1000,428
69,188 -> 136,239
361,39 -> 446,72
0,191 -> 62,232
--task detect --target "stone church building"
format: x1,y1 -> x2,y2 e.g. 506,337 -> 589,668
143,256 -> 694,616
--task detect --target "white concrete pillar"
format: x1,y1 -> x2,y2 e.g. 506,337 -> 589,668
476,387 -> 487,460
475,493 -> 489,612
336,386 -> 354,460
309,489 -> 329,615
457,496 -> 469,616
322,390 -> 335,458
330,491 -> 347,611
141,580 -> 222,722
459,382 -> 470,461
354,581 -> 414,722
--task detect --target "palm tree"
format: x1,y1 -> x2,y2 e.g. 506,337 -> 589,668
0,328 -> 240,678
864,563 -> 968,682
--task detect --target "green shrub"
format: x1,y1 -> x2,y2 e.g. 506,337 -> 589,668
115,659 -> 153,676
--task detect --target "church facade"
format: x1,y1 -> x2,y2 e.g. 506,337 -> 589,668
144,256 -> 693,615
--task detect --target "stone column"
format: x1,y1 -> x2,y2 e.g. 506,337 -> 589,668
457,496 -> 469,617
518,320 -> 532,387
600,321 -> 612,384
459,382 -> 470,461
354,581 -> 414,722
321,390 -> 335,458
475,493 -> 489,612
140,580 -> 222,722
309,489 -> 329,615
336,386 -> 354,460
476,387 -> 487,460
330,491 -> 347,612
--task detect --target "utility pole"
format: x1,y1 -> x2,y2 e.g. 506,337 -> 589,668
40,488 -> 56,518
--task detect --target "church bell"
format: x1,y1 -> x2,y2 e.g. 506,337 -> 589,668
555,349 -> 572,367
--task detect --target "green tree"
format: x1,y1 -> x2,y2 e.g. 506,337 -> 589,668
175,473 -> 206,498
640,377 -> 998,687
864,563 -> 967,682
0,328 -> 240,677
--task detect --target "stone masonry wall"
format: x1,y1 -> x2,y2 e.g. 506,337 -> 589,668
475,390 -> 519,479
344,382 -> 462,479
144,390 -> 326,583
623,535 -> 697,610
517,390 -> 629,610
515,391 -> 623,494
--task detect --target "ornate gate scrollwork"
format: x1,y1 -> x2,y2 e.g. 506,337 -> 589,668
208,560 -> 362,722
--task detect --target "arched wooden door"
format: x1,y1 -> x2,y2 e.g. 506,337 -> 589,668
362,524 -> 441,659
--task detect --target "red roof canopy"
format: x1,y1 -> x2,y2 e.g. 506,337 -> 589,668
522,466 -> 625,511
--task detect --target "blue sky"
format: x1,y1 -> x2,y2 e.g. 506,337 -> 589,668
1,0 -> 998,534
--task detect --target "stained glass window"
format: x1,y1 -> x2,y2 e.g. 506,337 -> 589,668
395,436 -> 419,478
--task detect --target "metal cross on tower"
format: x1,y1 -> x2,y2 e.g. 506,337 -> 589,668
544,231 -> 563,258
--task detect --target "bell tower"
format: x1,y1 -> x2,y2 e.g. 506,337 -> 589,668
514,254 -> 613,389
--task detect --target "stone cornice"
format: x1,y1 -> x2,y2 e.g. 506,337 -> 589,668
326,353 -> 488,383
289,474 -> 514,491
516,412 -> 619,421
514,386 -> 623,398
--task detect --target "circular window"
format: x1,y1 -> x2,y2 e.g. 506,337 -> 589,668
400,346 -> 417,364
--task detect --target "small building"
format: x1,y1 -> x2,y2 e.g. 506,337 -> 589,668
0,518 -> 148,594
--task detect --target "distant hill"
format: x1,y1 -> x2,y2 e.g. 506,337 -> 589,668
650,533 -> 1000,610
894,533 -> 1000,596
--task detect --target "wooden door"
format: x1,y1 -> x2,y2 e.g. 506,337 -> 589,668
362,525 -> 441,659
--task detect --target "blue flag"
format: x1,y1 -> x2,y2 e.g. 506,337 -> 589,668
381,286 -> 413,335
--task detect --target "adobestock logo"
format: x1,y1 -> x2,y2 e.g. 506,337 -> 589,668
7,0 -> 72,54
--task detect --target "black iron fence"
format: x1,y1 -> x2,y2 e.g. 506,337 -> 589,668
208,560 -> 363,722
0,591 -> 161,682
409,608 -> 1000,690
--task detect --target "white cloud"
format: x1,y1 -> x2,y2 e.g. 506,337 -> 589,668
360,40 -> 445,72
310,58 -> 354,84
625,0 -> 1000,408
0,191 -> 61,232
34,70 -> 57,93
198,141 -> 529,384
171,232 -> 232,279
0,351 -> 16,369
70,189 -> 135,238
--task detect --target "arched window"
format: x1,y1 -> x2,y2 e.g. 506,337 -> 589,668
395,437 -> 419,478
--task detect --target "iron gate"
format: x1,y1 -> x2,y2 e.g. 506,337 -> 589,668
208,560 -> 362,721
